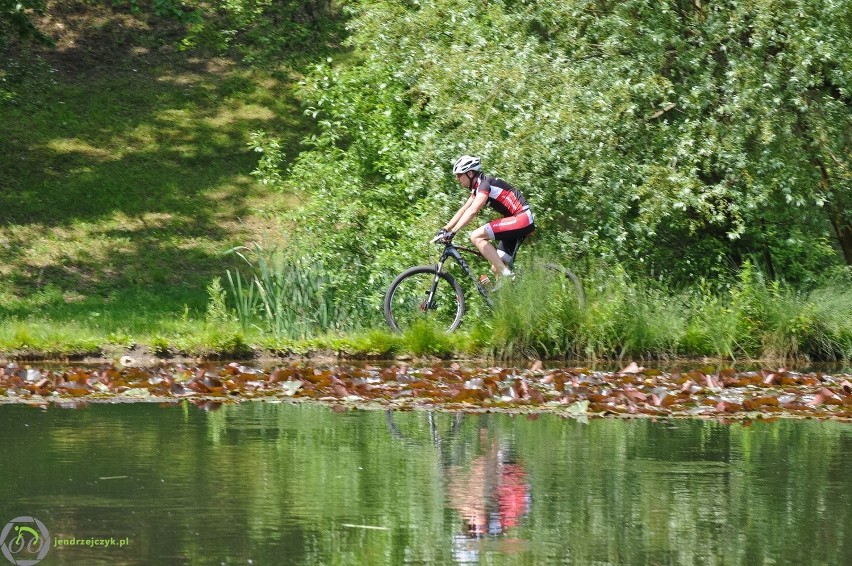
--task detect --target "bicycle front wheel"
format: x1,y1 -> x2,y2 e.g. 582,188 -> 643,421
384,266 -> 466,333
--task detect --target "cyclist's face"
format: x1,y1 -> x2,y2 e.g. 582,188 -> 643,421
456,171 -> 472,188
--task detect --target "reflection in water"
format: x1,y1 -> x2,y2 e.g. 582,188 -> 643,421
386,411 -> 531,562
445,426 -> 530,563
0,403 -> 850,565
447,439 -> 529,537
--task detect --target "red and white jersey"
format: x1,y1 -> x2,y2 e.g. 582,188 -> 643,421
472,175 -> 530,217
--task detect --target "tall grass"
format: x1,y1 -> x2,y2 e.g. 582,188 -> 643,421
225,244 -> 348,339
682,264 -> 852,362
485,261 -> 852,363
403,319 -> 455,357
489,261 -> 585,359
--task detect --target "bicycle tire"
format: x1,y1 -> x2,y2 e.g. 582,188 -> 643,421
543,263 -> 586,308
384,266 -> 466,333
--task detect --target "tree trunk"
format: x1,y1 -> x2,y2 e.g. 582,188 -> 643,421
818,160 -> 852,266
828,211 -> 852,266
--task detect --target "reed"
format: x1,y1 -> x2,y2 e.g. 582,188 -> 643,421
225,245 -> 346,339
485,261 -> 851,363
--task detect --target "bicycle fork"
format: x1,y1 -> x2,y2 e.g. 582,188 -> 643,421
422,259 -> 449,311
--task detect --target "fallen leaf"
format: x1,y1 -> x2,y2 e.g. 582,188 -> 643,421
715,400 -> 742,413
620,362 -> 643,374
331,377 -> 349,397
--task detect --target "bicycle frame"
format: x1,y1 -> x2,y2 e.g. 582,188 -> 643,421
432,242 -> 494,308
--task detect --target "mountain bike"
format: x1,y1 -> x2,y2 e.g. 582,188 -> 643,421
383,234 -> 585,333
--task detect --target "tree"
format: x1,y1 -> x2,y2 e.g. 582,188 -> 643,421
288,0 -> 851,290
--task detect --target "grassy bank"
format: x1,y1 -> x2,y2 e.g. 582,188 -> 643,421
0,261 -> 849,367
1,6 -> 300,351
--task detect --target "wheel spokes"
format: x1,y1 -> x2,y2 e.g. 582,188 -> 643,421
389,272 -> 460,332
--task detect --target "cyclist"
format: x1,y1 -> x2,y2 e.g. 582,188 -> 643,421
437,155 -> 534,278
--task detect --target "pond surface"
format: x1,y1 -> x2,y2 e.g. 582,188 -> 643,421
0,402 -> 850,565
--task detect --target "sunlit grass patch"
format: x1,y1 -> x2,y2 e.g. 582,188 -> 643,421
44,138 -> 115,161
0,44 -> 306,332
0,318 -> 102,356
403,319 -> 455,357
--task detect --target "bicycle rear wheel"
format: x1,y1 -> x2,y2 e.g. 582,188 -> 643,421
543,263 -> 586,308
384,266 -> 466,333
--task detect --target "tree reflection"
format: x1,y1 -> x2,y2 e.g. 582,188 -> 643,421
0,404 -> 850,565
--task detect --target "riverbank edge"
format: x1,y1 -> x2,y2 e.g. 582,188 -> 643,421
1,343 -> 848,371
2,394 -> 850,424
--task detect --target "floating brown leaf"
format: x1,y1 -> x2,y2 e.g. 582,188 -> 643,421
171,383 -> 192,396
715,401 -> 743,413
620,362 -> 643,374
331,379 -> 349,398
719,368 -> 737,380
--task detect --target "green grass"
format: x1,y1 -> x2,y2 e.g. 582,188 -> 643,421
0,10 -> 305,344
478,262 -> 852,364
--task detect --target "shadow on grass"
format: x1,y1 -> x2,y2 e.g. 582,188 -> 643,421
0,9 -> 318,320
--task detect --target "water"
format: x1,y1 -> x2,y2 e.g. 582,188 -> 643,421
0,402 -> 850,565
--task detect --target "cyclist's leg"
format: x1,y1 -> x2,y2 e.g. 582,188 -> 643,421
469,225 -> 506,275
496,237 -> 525,267
488,212 -> 535,275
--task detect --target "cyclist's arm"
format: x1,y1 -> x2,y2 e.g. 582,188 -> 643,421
447,192 -> 488,233
444,194 -> 475,232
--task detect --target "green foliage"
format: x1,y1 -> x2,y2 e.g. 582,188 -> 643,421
248,130 -> 286,190
181,0 -> 344,65
402,319 -> 454,357
279,0 -> 850,296
111,0 -> 200,22
225,244 -> 349,339
205,277 -> 233,324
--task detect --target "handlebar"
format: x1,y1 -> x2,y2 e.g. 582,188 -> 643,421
431,230 -> 455,244
429,236 -> 483,259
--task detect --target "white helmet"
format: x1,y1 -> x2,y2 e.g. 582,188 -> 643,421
452,155 -> 481,175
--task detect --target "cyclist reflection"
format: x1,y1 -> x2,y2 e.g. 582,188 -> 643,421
446,428 -> 530,538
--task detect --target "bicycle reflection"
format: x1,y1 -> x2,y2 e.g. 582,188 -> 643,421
384,412 -> 530,560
